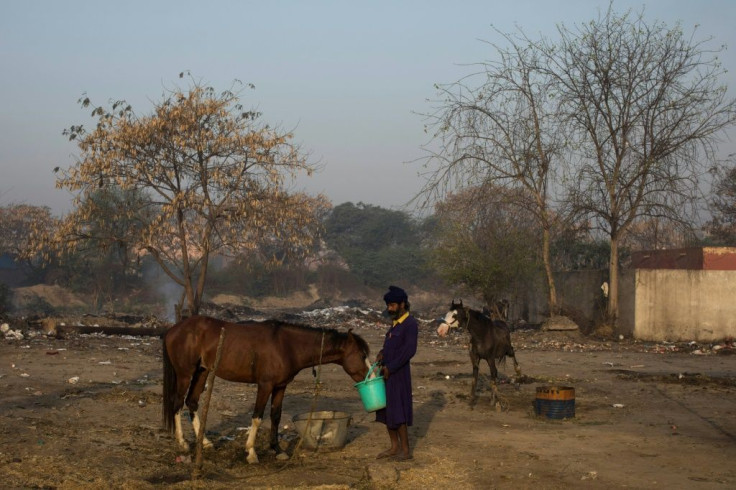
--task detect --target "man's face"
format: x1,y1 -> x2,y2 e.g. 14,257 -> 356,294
386,301 -> 404,319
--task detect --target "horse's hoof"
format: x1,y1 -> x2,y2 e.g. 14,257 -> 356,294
494,402 -> 502,412
276,452 -> 290,461
246,454 -> 259,464
203,439 -> 214,449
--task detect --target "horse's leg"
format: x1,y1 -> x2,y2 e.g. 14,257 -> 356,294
245,384 -> 272,464
510,354 -> 522,388
510,350 -> 522,377
269,386 -> 289,461
487,358 -> 500,411
186,367 -> 214,449
174,371 -> 195,450
469,344 -> 480,406
174,412 -> 186,450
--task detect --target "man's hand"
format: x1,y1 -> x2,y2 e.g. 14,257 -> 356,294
381,365 -> 390,380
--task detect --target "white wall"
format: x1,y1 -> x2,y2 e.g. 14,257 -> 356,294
624,269 -> 736,342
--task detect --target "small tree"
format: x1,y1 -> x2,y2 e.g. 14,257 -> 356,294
47,74 -> 325,317
430,186 -> 541,308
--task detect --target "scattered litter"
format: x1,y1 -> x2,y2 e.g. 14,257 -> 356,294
138,400 -> 146,408
2,329 -> 25,340
612,404 -> 624,408
581,471 -> 598,481
98,360 -> 112,365
603,362 -> 615,367
68,376 -> 80,384
19,373 -> 30,378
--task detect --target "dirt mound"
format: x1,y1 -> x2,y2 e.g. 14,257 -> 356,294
12,284 -> 88,309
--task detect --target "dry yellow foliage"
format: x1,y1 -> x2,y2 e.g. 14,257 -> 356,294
48,76 -> 329,316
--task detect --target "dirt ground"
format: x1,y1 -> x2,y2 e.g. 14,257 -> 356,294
1,305 -> 735,489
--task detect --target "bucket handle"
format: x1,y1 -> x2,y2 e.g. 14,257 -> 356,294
365,361 -> 382,382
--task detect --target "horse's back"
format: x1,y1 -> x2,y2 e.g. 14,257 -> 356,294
165,315 -> 226,345
164,315 -> 292,381
472,317 -> 514,359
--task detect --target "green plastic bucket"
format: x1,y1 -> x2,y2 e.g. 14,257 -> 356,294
354,362 -> 386,412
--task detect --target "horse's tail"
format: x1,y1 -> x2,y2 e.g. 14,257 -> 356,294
162,338 -> 177,434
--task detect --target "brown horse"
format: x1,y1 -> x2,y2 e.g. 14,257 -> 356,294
438,300 -> 521,408
162,315 -> 370,463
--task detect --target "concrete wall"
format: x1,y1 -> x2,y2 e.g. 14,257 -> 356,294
519,268 -> 736,342
515,270 -> 607,331
624,269 -> 736,342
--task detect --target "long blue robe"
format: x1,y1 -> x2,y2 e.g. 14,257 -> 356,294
375,313 -> 418,429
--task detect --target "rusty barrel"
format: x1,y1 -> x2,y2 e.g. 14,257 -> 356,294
534,386 -> 575,419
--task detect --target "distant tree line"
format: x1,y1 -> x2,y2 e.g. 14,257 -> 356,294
3,6 -> 736,324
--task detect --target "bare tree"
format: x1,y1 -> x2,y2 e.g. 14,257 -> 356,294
544,6 -> 736,323
419,28 -> 567,314
41,74 -> 327,317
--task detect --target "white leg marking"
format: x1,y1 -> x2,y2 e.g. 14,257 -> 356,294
191,411 -> 213,449
246,417 -> 262,464
174,412 -> 188,450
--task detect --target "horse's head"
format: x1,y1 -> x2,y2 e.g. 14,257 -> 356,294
437,299 -> 465,337
340,330 -> 371,382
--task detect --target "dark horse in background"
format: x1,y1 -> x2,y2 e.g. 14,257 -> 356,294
437,300 -> 522,407
162,315 -> 370,463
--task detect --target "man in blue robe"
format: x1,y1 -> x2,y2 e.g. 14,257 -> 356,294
375,285 -> 418,461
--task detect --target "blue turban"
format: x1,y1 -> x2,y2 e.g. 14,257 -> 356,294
383,285 -> 408,304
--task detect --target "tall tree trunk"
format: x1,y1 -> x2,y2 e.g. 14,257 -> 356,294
607,235 -> 619,324
542,226 -> 558,315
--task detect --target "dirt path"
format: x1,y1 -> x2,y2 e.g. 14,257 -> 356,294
0,321 -> 734,489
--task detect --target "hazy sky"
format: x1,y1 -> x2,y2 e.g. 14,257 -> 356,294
2,0 -> 735,215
